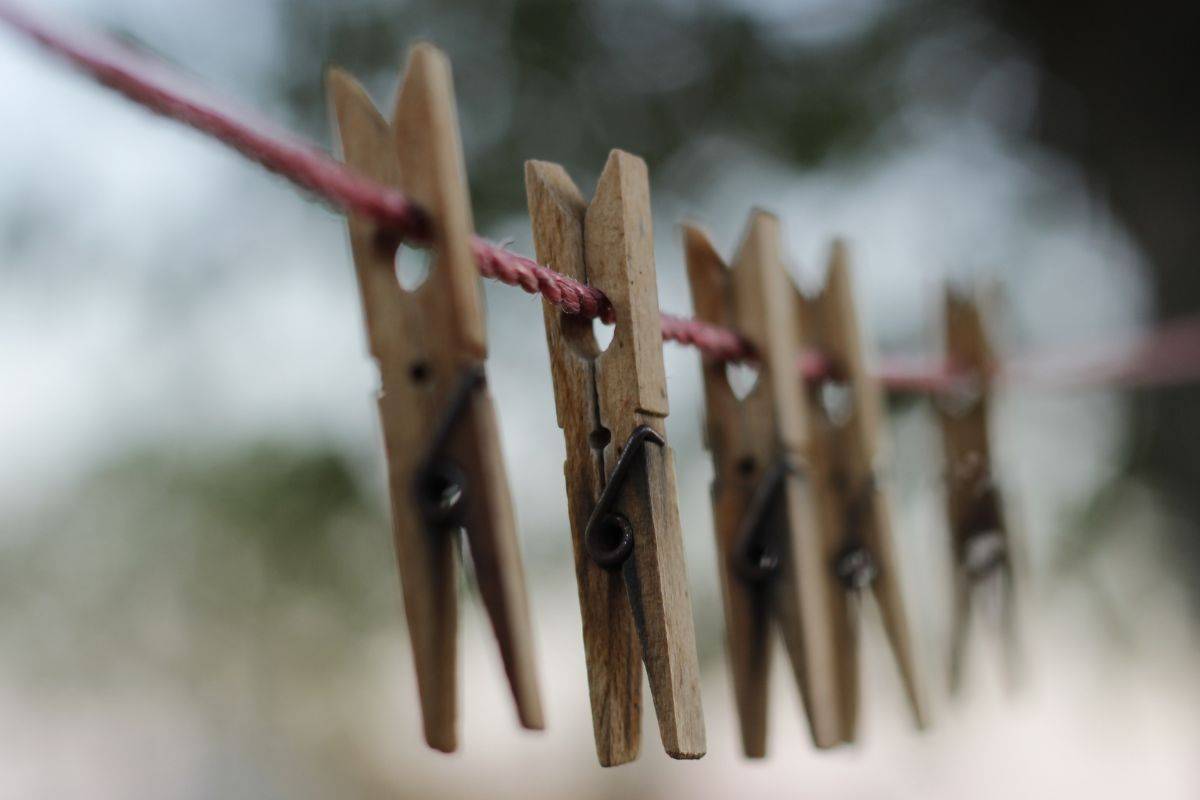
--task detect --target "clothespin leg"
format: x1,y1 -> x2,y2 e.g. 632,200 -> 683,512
617,441 -> 705,758
864,496 -> 928,728
455,391 -> 545,729
835,590 -> 862,743
710,472 -> 773,757
770,472 -> 845,749
998,561 -> 1022,693
948,550 -> 973,695
384,389 -> 462,750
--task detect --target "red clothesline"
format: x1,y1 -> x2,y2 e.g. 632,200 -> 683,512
3,1 -> 1199,392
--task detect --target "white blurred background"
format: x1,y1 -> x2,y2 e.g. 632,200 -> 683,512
2,1 -> 1197,797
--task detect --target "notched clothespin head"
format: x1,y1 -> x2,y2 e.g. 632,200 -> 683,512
527,151 -> 705,767
797,239 -> 928,742
328,44 -> 543,754
937,286 -> 1018,694
684,214 -> 844,756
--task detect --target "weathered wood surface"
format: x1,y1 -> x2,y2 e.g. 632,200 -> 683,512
329,44 -> 542,753
800,242 -> 926,740
684,214 -> 841,754
938,288 -> 1016,692
528,151 -> 704,766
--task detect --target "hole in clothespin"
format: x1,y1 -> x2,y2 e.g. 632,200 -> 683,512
819,380 -> 854,427
409,360 -> 432,384
393,243 -> 433,291
936,375 -> 983,418
949,451 -> 986,485
736,456 -> 757,477
725,362 -> 760,401
592,316 -> 616,352
589,426 -> 612,452
559,310 -> 608,359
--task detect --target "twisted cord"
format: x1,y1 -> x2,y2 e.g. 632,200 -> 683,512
4,2 -> 1200,390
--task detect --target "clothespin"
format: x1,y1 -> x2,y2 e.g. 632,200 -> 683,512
796,241 -> 927,741
525,151 -> 705,767
327,45 -> 543,752
937,287 -> 1017,693
683,213 -> 842,756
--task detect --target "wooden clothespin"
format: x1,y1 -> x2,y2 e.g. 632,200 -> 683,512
797,240 -> 926,741
937,287 -> 1017,692
327,45 -> 543,752
526,151 -> 705,767
683,213 -> 842,756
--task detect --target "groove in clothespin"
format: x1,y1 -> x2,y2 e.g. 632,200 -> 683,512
937,287 -> 1017,694
328,44 -> 543,753
526,151 -> 705,767
796,241 -> 927,743
684,213 -> 842,755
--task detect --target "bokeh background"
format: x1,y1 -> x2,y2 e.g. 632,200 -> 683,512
2,0 -> 1198,797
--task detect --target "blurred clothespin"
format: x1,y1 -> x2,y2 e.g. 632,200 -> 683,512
797,241 -> 927,741
328,44 -> 543,752
684,213 -> 842,755
937,288 -> 1018,693
526,151 -> 706,767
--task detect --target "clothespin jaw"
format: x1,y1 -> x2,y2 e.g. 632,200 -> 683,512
683,214 -> 842,756
526,151 -> 705,766
937,287 -> 1016,693
798,241 -> 927,742
328,44 -> 543,753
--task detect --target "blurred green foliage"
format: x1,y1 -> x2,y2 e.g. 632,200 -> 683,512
275,0 -> 927,228
0,444 -> 394,688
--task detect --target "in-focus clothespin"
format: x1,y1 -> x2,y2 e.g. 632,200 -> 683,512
683,213 -> 842,756
797,241 -> 927,742
937,287 -> 1017,693
526,151 -> 705,767
328,44 -> 543,752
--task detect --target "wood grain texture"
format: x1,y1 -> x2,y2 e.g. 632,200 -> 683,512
684,215 -> 842,755
938,288 -> 1015,693
527,151 -> 705,765
329,45 -> 543,754
526,160 -> 641,766
800,242 -> 927,742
